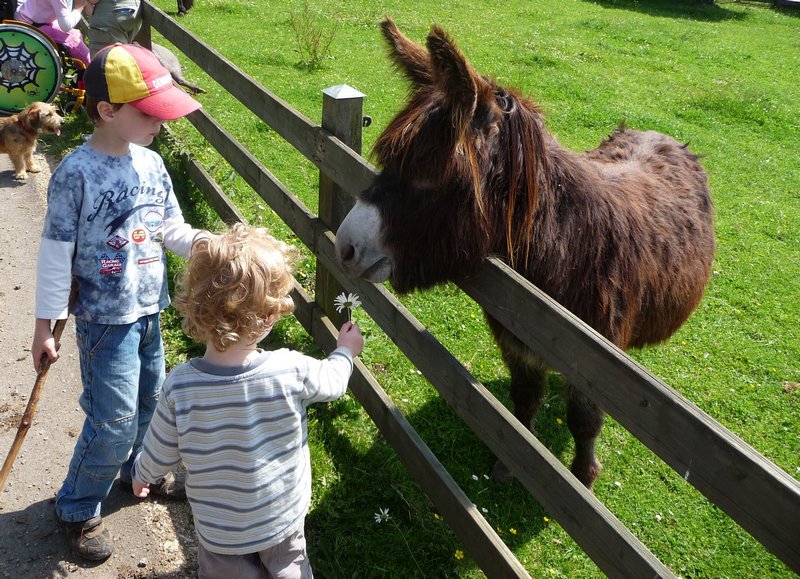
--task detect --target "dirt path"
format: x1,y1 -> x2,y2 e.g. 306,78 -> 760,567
0,153 -> 198,578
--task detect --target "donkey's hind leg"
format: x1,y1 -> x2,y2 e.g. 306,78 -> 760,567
565,384 -> 604,490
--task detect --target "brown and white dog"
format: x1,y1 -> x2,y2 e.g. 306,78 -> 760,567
0,102 -> 64,180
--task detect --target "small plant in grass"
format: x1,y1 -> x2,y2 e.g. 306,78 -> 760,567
288,0 -> 339,70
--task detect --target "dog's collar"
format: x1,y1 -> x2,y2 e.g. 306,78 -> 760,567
16,119 -> 36,138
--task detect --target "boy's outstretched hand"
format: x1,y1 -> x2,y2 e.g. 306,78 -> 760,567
338,322 -> 364,357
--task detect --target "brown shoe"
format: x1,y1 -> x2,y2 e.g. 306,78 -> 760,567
58,515 -> 113,561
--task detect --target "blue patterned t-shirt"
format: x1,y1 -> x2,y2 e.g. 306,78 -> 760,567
42,143 -> 185,324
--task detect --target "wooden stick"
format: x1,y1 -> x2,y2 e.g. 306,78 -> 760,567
0,316 -> 69,493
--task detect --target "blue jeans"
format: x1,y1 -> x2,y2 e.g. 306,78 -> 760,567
55,313 -> 164,523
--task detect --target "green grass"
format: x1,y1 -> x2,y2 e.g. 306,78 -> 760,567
47,0 -> 800,575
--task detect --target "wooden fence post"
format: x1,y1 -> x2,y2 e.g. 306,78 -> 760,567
135,3 -> 153,48
316,84 -> 365,326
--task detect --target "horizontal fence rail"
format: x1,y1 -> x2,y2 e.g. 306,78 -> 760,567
142,2 -> 800,575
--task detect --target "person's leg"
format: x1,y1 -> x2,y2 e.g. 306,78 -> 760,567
56,318 -> 145,523
119,313 -> 164,483
62,28 -> 91,65
86,4 -> 142,57
37,24 -> 90,65
198,543 -> 267,579
257,526 -> 314,579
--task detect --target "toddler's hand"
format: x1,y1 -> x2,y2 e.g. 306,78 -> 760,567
338,322 -> 363,357
132,479 -> 151,499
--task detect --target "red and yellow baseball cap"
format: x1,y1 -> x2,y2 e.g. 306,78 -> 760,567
84,43 -> 201,121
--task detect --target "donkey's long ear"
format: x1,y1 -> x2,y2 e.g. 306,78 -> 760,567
381,18 -> 432,87
426,25 -> 484,130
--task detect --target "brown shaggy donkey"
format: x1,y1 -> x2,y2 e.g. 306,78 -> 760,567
335,19 -> 716,489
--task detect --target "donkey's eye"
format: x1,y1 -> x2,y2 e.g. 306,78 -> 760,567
473,104 -> 493,127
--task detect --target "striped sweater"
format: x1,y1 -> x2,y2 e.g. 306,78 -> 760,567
131,346 -> 354,555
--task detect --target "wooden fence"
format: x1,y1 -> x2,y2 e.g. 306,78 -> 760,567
139,4 -> 800,577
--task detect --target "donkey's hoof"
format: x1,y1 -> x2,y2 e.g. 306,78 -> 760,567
571,459 -> 602,491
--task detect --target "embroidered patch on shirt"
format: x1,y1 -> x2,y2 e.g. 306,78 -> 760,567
151,232 -> 163,246
138,256 -> 160,266
143,211 -> 164,232
132,229 -> 147,243
98,252 -> 125,275
106,235 -> 129,250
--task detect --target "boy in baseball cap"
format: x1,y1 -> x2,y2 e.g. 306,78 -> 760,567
33,42 -> 208,561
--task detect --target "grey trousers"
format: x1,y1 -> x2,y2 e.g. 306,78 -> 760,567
197,526 -> 313,579
86,0 -> 142,57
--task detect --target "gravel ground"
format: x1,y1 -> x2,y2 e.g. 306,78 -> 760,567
0,152 -> 198,578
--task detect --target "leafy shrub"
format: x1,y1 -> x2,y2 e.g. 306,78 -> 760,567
288,1 -> 339,70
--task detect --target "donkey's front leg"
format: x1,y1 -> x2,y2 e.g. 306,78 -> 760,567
490,352 -> 549,482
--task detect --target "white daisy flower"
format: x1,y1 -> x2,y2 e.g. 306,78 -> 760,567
374,507 -> 390,524
334,292 -> 361,322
